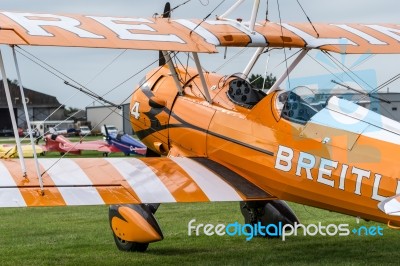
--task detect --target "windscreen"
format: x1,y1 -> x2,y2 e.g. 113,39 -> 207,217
276,87 -> 322,124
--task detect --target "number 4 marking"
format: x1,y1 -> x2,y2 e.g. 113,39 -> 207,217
131,102 -> 140,119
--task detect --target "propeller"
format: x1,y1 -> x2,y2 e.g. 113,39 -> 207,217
103,124 -> 110,141
162,2 -> 171,18
145,2 -> 170,158
159,2 -> 171,66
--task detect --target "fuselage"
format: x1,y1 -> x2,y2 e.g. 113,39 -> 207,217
130,66 -> 400,226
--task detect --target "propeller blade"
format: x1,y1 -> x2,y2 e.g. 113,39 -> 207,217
163,2 -> 171,18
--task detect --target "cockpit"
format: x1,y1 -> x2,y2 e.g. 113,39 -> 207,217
226,78 -> 266,108
275,87 -> 321,124
225,78 -> 320,124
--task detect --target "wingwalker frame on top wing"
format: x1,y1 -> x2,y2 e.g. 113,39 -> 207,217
1,0 -> 400,252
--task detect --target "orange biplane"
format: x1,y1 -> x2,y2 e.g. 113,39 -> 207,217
1,0 -> 400,252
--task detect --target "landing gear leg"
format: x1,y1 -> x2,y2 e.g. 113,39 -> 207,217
240,200 -> 299,238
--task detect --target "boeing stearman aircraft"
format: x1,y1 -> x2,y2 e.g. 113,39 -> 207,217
0,0 -> 400,252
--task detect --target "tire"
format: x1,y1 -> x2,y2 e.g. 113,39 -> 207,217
240,201 -> 299,239
112,234 -> 149,252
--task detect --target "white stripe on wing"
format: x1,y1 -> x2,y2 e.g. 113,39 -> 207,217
39,158 -> 104,205
171,157 -> 243,201
106,158 -> 176,203
0,161 -> 26,207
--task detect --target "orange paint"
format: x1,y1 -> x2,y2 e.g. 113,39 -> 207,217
111,206 -> 162,242
140,158 -> 209,202
73,158 -> 140,204
2,159 -> 66,206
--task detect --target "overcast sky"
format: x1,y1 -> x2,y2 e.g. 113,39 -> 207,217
0,0 -> 399,108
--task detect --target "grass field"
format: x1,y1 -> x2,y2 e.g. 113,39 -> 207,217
0,202 -> 398,265
0,137 -> 399,265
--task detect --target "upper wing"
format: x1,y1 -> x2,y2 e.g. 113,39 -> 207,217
1,11 -> 400,54
266,22 -> 400,54
0,157 -> 274,207
0,11 -> 216,53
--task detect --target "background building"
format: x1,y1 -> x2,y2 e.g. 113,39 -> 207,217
86,103 -> 133,135
366,93 -> 400,121
311,90 -> 400,121
0,79 -> 65,131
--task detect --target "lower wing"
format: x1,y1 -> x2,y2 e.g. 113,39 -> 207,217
0,157 -> 274,207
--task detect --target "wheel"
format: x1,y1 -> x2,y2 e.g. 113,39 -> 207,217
109,204 -> 163,252
112,233 -> 149,252
240,200 -> 299,239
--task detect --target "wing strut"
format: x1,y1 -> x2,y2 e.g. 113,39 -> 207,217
192,52 -> 212,104
161,51 -> 183,95
0,48 -> 27,175
218,0 -> 260,33
243,47 -> 265,78
249,0 -> 261,32
267,49 -> 309,94
0,47 -> 44,191
218,0 -> 246,19
12,46 -> 44,191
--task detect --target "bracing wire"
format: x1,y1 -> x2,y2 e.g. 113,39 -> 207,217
198,0 -> 209,6
270,49 -> 301,70
84,49 -> 127,86
41,52 -> 179,176
190,0 -> 226,35
312,51 -> 393,113
171,0 -> 193,13
296,0 -> 319,37
277,0 -> 291,90
325,51 -> 374,90
15,49 -> 125,122
16,47 -> 103,100
323,51 -> 393,109
101,53 -> 165,97
14,47 -> 167,145
153,0 -> 192,18
213,47 -> 248,72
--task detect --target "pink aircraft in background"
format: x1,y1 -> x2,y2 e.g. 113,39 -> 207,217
42,134 -> 121,156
